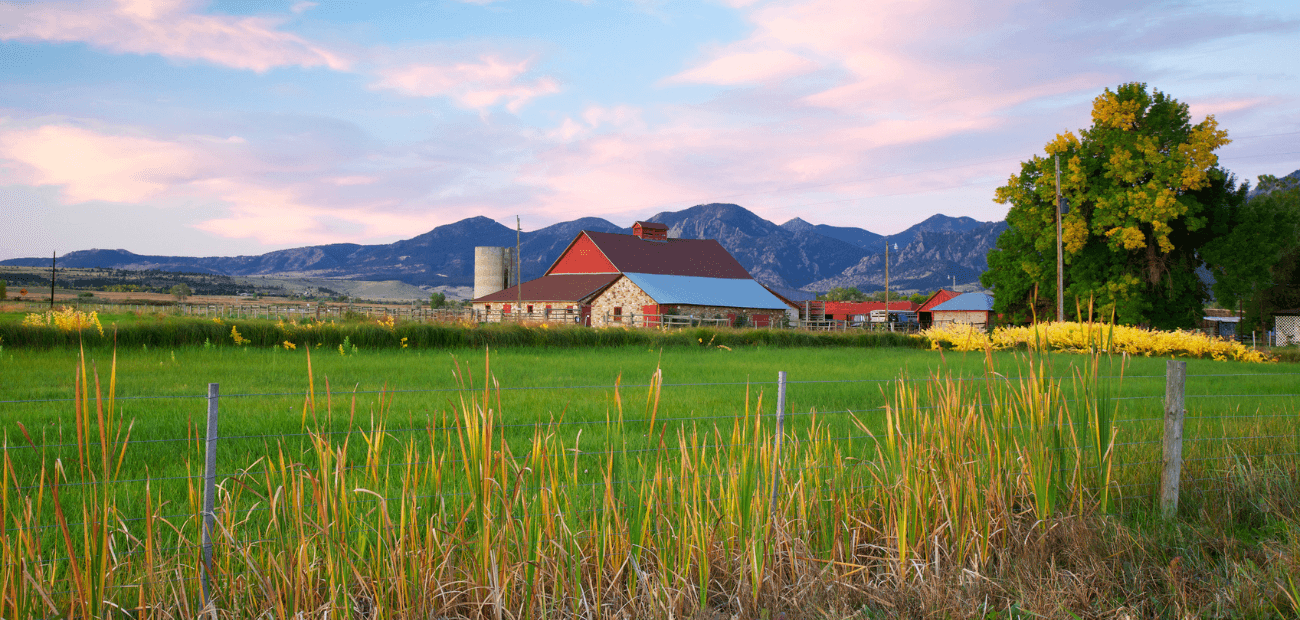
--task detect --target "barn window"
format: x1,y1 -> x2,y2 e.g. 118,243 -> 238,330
485,304 -> 491,311
527,305 -> 534,314
613,307 -> 623,322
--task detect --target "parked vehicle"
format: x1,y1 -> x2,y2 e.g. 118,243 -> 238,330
890,310 -> 918,325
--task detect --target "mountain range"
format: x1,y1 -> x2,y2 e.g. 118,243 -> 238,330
2,204 -> 1007,297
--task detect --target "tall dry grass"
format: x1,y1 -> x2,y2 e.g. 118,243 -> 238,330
3,345 -> 1299,618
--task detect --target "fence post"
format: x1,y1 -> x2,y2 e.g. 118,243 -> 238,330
1160,360 -> 1186,520
202,383 -> 219,612
768,371 -> 787,531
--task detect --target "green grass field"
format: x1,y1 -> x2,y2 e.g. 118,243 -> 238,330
4,327 -> 1300,617
4,344 -> 1297,513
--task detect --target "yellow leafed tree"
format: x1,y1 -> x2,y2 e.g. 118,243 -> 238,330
983,83 -> 1242,329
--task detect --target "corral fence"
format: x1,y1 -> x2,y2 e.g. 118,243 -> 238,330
57,301 -> 478,323
15,300 -> 960,334
3,361 -> 1299,615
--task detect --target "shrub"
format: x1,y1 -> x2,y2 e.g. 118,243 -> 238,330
921,320 -> 1273,363
0,316 -> 933,351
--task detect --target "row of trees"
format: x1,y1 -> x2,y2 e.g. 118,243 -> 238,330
817,287 -> 936,306
982,82 -> 1300,332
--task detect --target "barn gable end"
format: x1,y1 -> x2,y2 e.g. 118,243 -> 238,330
546,233 -> 618,275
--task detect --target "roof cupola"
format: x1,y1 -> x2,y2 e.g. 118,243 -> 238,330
632,221 -> 668,241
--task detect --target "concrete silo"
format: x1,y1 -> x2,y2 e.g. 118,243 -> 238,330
474,246 -> 514,300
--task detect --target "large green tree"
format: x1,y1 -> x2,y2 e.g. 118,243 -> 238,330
982,83 -> 1233,328
1201,175 -> 1300,331
820,287 -> 867,301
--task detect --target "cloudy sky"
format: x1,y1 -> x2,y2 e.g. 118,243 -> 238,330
2,0 -> 1298,260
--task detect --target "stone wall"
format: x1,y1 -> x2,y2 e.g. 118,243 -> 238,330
589,276 -> 654,327
471,301 -> 582,323
933,310 -> 989,327
658,304 -> 787,328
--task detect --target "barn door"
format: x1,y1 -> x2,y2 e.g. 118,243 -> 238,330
642,304 -> 659,327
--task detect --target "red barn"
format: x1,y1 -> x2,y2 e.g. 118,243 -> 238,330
917,289 -> 961,327
472,222 -> 794,327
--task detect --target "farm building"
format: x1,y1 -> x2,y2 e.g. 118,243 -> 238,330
917,289 -> 961,327
471,221 -> 794,327
820,301 -> 920,323
1201,316 -> 1239,340
928,292 -> 995,327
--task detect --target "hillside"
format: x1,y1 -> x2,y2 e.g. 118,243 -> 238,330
3,206 -> 1007,296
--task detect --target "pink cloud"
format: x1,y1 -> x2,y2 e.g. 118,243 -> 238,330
666,49 -> 819,85
548,105 -> 645,141
372,56 -> 560,111
0,0 -> 349,72
0,123 -> 450,245
1187,97 -> 1269,122
0,125 -> 202,202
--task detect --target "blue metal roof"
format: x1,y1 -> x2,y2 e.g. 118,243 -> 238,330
622,273 -> 791,310
930,292 -> 994,312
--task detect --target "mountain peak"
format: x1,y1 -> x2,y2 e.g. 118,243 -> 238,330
781,217 -> 814,232
908,214 -> 983,234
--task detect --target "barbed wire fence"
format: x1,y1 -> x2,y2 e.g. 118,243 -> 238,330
3,364 -> 1299,612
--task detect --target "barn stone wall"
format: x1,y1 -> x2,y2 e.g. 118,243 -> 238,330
589,277 -> 654,326
661,304 -> 787,327
471,301 -> 581,323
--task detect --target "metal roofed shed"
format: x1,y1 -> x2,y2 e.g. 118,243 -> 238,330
930,292 -> 995,311
1201,315 -> 1241,340
917,289 -> 961,328
622,273 -> 790,309
929,292 -> 995,328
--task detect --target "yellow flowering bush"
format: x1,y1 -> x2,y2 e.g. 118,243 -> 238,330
283,341 -> 296,350
921,321 -> 1271,363
22,307 -> 104,337
230,325 -> 248,346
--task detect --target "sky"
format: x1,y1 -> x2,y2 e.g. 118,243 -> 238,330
1,0 -> 1298,261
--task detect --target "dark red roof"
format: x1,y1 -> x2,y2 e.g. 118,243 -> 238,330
918,289 -> 960,312
576,231 -> 753,279
473,273 -> 620,303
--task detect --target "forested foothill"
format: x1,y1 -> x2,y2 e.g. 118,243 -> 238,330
0,266 -> 306,299
982,83 -> 1300,332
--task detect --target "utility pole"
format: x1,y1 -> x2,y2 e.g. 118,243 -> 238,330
49,252 -> 56,310
884,241 -> 890,313
516,215 -> 522,319
1055,155 -> 1064,323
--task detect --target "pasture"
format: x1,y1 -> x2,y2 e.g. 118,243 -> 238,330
3,336 -> 1300,618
